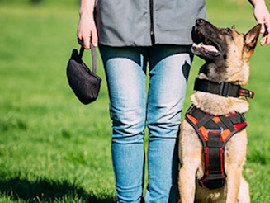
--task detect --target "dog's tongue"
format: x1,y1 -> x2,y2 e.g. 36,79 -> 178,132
201,44 -> 213,49
200,44 -> 219,53
191,43 -> 220,55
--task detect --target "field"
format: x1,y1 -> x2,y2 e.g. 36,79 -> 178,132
0,0 -> 270,202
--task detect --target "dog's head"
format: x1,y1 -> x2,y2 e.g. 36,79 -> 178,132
191,19 -> 261,86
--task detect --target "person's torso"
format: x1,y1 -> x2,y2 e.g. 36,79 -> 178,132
95,0 -> 206,46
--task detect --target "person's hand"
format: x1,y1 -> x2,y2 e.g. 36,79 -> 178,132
253,1 -> 270,45
77,13 -> 98,49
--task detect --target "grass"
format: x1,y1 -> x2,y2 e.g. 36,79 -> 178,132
0,0 -> 270,202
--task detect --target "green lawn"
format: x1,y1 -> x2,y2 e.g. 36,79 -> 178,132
0,0 -> 270,202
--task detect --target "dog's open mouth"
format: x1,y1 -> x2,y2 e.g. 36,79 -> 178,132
191,29 -> 221,58
192,43 -> 220,55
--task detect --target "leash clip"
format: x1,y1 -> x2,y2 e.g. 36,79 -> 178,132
249,91 -> 254,99
239,88 -> 254,100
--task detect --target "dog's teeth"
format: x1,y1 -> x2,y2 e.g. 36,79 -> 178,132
209,48 -> 217,52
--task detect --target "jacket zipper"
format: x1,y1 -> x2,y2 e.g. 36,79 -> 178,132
149,0 -> 155,44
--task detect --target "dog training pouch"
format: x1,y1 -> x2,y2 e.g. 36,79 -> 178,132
67,44 -> 101,104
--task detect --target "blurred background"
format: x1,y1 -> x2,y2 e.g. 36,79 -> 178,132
0,0 -> 270,202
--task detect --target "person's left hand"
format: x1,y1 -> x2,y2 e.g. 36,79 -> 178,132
253,1 -> 270,45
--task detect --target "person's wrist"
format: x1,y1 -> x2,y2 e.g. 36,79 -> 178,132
79,9 -> 93,18
251,0 -> 267,8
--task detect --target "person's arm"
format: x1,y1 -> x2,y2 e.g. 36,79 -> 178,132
78,0 -> 97,49
249,0 -> 270,45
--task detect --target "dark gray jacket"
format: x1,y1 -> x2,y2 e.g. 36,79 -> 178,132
95,0 -> 206,46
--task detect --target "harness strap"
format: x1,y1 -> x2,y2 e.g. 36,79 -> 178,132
186,106 -> 247,189
219,116 -> 235,132
194,78 -> 254,99
196,114 -> 214,129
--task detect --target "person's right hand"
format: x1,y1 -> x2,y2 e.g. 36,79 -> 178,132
77,14 -> 98,49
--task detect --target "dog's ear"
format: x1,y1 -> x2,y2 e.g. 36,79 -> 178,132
244,24 -> 261,49
231,25 -> 235,30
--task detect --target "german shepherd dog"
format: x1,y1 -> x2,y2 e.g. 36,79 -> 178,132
178,19 -> 261,202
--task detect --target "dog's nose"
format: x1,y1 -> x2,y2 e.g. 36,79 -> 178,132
196,18 -> 205,26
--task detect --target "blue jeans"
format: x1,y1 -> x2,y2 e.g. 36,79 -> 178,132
99,45 -> 192,203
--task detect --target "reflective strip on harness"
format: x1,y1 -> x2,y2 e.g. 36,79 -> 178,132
185,105 -> 247,189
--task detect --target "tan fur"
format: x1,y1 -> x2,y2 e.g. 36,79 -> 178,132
178,23 -> 260,203
190,92 -> 249,115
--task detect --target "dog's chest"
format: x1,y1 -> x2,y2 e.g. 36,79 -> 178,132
186,105 -> 247,189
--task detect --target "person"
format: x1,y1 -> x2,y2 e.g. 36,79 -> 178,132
77,0 -> 270,202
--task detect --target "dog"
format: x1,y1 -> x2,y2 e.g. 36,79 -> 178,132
178,19 -> 261,202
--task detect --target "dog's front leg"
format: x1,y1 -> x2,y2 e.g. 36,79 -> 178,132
225,130 -> 248,203
178,120 -> 202,203
179,162 -> 198,202
225,164 -> 242,203
238,176 -> 250,203
179,159 -> 200,203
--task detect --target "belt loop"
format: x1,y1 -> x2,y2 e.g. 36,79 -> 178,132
219,82 -> 230,96
219,82 -> 225,96
225,83 -> 230,96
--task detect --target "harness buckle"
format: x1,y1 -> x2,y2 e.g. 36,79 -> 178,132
219,82 -> 231,97
207,129 -> 222,134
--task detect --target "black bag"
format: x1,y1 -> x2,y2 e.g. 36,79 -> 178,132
67,44 -> 101,104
